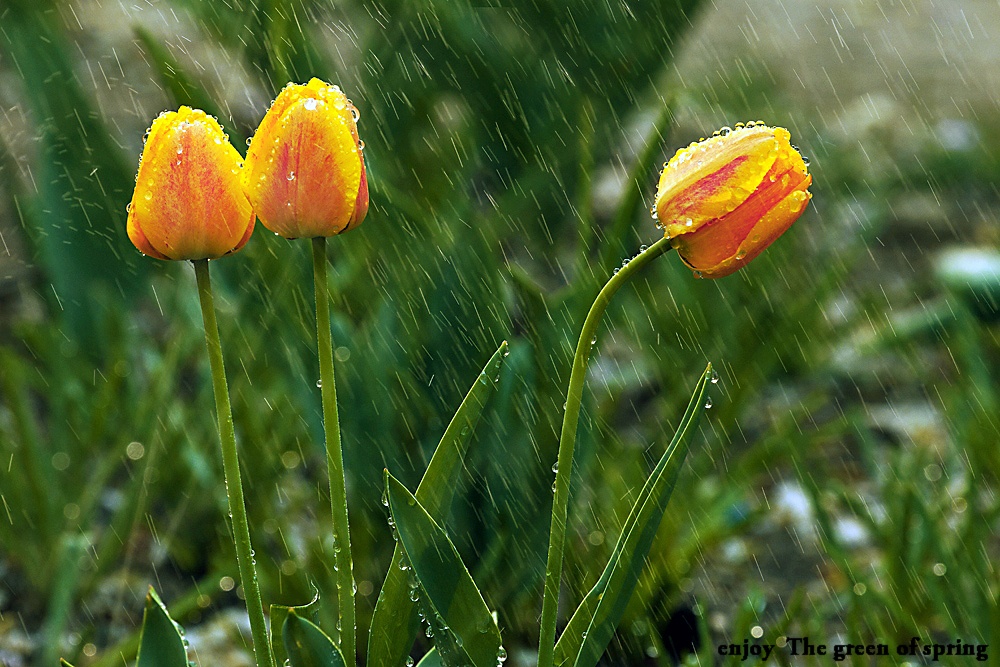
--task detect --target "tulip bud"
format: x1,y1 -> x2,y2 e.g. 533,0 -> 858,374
127,107 -> 255,261
654,123 -> 812,278
242,78 -> 368,239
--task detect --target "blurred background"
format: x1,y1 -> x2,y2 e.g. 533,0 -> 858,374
1,0 -> 998,664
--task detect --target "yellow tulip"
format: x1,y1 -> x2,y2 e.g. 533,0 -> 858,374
243,78 -> 368,239
654,123 -> 812,278
127,107 -> 255,260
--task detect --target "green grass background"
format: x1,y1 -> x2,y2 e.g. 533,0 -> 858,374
1,0 -> 999,664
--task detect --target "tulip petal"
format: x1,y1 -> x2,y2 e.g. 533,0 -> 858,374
128,107 -> 253,260
655,125 -> 781,238
127,207 -> 170,260
243,80 -> 365,239
345,154 -> 369,232
674,171 -> 812,278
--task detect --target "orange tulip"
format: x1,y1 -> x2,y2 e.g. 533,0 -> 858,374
654,123 -> 812,278
242,78 -> 368,239
127,107 -> 255,261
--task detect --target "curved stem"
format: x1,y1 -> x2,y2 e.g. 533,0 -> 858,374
312,237 -> 356,662
537,236 -> 674,667
194,259 -> 273,667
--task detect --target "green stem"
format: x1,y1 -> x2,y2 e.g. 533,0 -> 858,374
194,259 -> 274,667
312,237 -> 356,662
537,236 -> 673,667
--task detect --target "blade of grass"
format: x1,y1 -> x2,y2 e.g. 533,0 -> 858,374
133,27 -> 245,147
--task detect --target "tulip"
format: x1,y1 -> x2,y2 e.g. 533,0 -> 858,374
127,107 -> 255,260
242,78 -> 368,239
654,122 -> 812,278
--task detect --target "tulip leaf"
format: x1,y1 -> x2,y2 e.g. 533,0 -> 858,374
385,472 -> 503,667
416,648 -> 442,667
271,589 -> 323,667
136,587 -> 188,667
368,342 -> 508,666
283,610 -> 347,667
60,661 -> 77,667
554,363 -> 713,667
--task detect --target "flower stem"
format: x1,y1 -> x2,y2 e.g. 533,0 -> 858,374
537,236 -> 674,667
312,237 -> 355,662
193,259 -> 273,667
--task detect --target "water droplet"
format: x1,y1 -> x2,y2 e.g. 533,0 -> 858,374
125,203 -> 132,212
551,461 -> 559,473
406,658 -> 414,667
144,192 -> 152,201
287,171 -> 296,181
704,397 -> 713,409
710,369 -> 720,384
316,379 -> 322,388
304,98 -> 318,111
246,137 -> 253,146
358,140 -> 365,150
684,217 -> 693,227
350,106 -> 360,122
497,647 -> 507,664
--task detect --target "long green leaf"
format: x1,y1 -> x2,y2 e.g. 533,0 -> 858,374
284,610 -> 347,667
385,473 -> 503,667
554,363 -> 713,667
368,342 -> 507,666
136,587 -> 188,667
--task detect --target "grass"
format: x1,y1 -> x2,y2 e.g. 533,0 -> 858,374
1,0 -> 999,664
